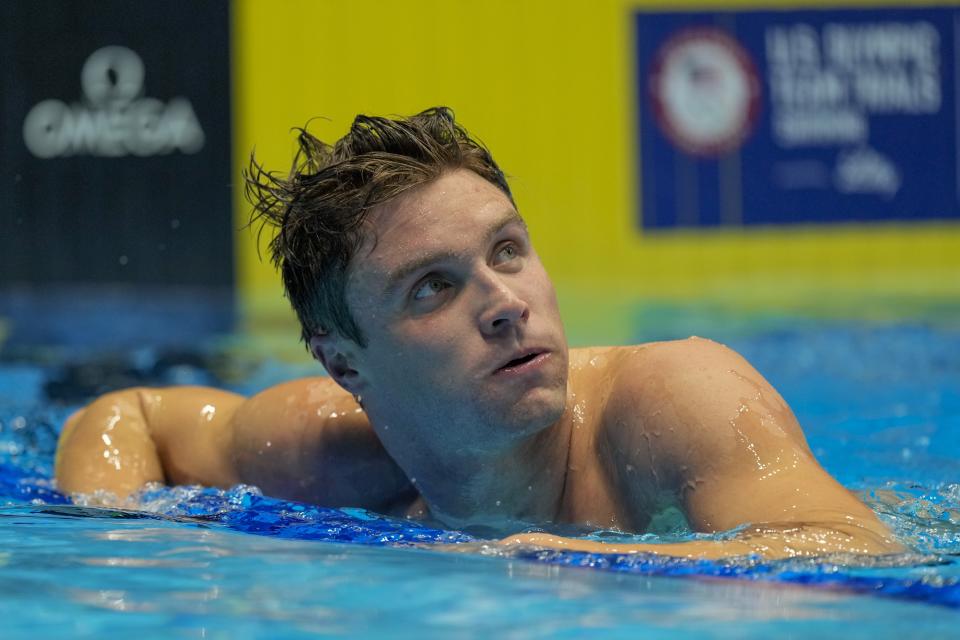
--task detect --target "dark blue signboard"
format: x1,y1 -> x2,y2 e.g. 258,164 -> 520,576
635,6 -> 960,229
0,0 -> 233,286
0,0 -> 233,348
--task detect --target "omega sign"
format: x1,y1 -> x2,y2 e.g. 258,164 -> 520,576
22,46 -> 205,158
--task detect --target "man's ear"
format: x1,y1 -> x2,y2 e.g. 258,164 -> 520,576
308,331 -> 366,395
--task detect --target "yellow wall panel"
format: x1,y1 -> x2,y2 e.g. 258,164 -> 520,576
233,0 -> 960,346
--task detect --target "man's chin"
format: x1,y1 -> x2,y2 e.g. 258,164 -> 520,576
484,385 -> 567,439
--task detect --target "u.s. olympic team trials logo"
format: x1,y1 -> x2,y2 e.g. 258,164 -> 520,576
649,27 -> 761,157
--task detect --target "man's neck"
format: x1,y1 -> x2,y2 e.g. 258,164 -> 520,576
375,400 -> 576,531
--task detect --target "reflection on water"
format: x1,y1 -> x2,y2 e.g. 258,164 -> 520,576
78,556 -> 206,569
1,503 -> 958,637
68,588 -> 157,613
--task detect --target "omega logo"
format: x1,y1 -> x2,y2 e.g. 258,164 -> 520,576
22,46 -> 206,159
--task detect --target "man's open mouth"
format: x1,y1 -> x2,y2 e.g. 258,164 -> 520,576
495,350 -> 548,373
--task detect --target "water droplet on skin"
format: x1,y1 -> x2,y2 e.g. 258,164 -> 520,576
573,402 -> 584,421
200,404 -> 216,421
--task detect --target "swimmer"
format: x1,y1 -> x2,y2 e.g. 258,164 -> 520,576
55,107 -> 904,559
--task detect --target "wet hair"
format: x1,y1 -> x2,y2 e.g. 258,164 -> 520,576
244,107 -> 514,348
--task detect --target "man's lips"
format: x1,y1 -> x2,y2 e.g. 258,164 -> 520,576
493,349 -> 550,375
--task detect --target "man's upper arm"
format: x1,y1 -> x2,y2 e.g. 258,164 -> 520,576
55,385 -> 246,499
141,378 -> 356,493
228,377 -> 414,509
606,339 -> 889,537
138,385 -> 246,488
57,378 -> 413,510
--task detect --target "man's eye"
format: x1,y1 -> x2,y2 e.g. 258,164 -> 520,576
413,278 -> 449,300
493,243 -> 519,265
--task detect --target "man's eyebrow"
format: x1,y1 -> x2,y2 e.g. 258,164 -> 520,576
382,209 -> 526,297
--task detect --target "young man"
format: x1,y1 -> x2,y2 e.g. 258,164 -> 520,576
55,108 -> 903,559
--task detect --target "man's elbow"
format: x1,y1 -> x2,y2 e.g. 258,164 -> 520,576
54,388 -> 166,502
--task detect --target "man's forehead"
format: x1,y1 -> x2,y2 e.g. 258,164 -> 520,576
369,170 -> 515,233
357,171 -> 522,259
355,207 -> 526,290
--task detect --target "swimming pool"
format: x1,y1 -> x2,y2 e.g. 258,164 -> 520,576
1,304 -> 959,637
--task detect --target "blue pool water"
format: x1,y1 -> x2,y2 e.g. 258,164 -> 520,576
1,312 -> 959,637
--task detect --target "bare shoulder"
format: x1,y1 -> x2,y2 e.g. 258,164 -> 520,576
599,338 -> 812,478
572,337 -> 744,382
233,377 -> 354,458
232,377 -> 415,509
595,342 -> 895,542
240,376 -> 359,423
611,336 -> 749,383
605,337 -> 784,420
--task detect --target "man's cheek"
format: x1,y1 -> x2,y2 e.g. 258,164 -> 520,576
378,337 -> 451,377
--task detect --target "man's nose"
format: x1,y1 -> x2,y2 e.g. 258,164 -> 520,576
478,275 -> 529,336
